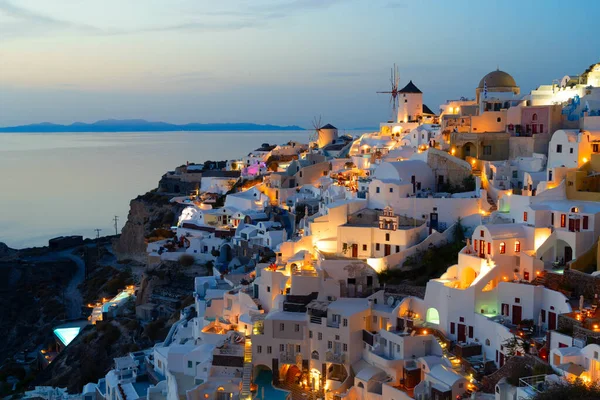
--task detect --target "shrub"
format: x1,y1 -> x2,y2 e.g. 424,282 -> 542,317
179,254 -> 195,268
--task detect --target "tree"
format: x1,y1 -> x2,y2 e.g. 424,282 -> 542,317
532,379 -> 600,400
179,254 -> 195,268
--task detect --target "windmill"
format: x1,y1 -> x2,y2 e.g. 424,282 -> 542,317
308,115 -> 322,149
376,64 -> 400,121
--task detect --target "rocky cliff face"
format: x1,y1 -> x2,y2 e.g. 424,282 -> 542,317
113,191 -> 180,263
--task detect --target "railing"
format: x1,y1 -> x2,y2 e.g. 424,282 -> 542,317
327,320 -> 340,329
279,353 -> 297,364
310,316 -> 322,325
519,375 -> 548,394
325,352 -> 346,364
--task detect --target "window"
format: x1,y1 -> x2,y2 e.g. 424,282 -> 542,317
257,346 -> 262,353
267,286 -> 271,293
532,113 -> 538,121
385,233 -> 390,241
485,339 -> 491,346
280,323 -> 285,331
343,343 -> 348,352
267,346 -> 272,354
541,310 -> 546,323
583,216 -> 589,230
551,213 -> 554,225
376,243 -> 380,251
556,144 -> 562,153
483,145 -> 492,155
561,214 -> 566,228
450,322 -> 455,334
294,324 -> 300,332
280,344 -> 285,352
376,187 -> 380,193
469,326 -> 474,338
497,117 -> 502,123
362,244 -> 367,251
327,341 -> 332,349
487,242 -> 491,255
523,212 -> 528,222
480,230 -> 484,237
513,171 -> 518,179
515,298 -> 521,303
188,361 -> 193,368
395,245 -> 400,252
343,318 -> 348,327
309,331 -> 313,339
318,332 -> 322,340
296,345 -> 301,353
389,187 -> 393,193
594,144 -> 599,153
515,241 -> 521,253
499,242 -> 506,254
570,147 -> 574,154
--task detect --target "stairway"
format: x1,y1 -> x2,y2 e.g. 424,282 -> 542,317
240,338 -> 253,400
434,335 -> 462,371
531,272 -> 547,287
486,194 -> 497,212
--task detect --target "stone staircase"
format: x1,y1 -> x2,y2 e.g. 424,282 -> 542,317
531,272 -> 548,287
486,194 -> 497,212
434,336 -> 461,371
240,338 -> 253,400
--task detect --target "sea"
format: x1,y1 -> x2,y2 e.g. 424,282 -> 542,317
0,130 -> 349,248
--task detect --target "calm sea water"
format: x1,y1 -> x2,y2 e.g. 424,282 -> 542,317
0,131 -> 323,248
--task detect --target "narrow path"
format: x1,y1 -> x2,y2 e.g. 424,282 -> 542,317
59,249 -> 86,319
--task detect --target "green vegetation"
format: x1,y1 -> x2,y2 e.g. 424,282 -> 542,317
438,175 -> 476,194
378,219 -> 466,286
532,379 -> 600,400
178,254 -> 196,267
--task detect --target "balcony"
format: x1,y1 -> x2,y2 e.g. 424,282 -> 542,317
325,352 -> 346,364
279,353 -> 299,365
310,316 -> 322,325
326,320 -> 340,329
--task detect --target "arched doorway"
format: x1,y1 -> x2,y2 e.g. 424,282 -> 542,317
463,142 -> 476,158
426,308 -> 440,325
459,266 -> 477,288
285,365 -> 302,385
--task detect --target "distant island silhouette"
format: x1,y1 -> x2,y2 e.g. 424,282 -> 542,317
0,119 -> 305,132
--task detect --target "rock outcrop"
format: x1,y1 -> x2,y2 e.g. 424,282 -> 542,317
112,191 -> 180,263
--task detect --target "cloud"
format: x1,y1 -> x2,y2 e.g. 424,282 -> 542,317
0,0 -> 103,34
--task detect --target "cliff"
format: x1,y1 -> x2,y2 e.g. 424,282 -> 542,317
112,191 -> 181,263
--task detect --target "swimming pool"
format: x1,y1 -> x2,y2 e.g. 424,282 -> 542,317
254,370 -> 290,400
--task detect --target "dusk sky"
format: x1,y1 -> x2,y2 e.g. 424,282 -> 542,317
1,0 -> 599,128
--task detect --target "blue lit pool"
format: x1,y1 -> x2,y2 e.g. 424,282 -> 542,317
254,370 -> 290,400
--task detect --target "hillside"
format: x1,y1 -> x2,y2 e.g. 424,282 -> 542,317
0,119 -> 305,132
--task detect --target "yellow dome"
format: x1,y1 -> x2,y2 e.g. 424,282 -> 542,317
478,69 -> 517,88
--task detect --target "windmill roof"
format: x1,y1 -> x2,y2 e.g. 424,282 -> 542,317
422,104 -> 436,115
320,124 -> 337,130
399,80 -> 422,94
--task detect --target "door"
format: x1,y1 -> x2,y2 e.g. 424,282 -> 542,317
430,213 -> 439,233
524,271 -> 530,281
512,305 -> 522,325
565,247 -> 573,263
457,324 -> 466,343
384,244 -> 391,256
499,352 -> 505,367
548,312 -> 557,330
351,244 -> 358,258
479,240 -> 486,258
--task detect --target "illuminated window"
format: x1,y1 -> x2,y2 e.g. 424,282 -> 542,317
523,212 -> 528,222
571,207 -> 579,213
561,214 -> 566,228
487,242 -> 491,255
499,242 -> 506,254
515,241 -> 521,253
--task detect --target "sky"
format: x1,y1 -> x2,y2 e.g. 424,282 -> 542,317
0,0 -> 599,128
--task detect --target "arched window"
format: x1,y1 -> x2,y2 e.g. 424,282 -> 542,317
532,113 -> 538,121
357,382 -> 364,389
571,207 -> 579,213
426,308 -> 440,325
499,242 -> 506,254
311,351 -> 319,360
485,339 -> 491,346
514,240 -> 521,253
